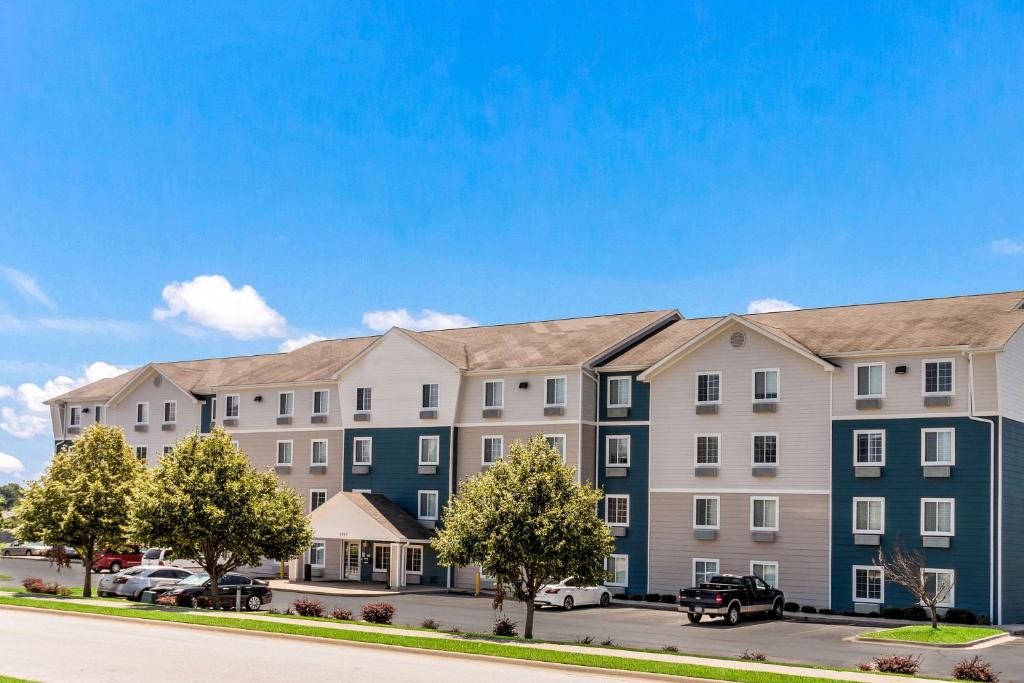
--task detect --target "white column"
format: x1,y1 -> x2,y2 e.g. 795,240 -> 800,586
390,542 -> 404,588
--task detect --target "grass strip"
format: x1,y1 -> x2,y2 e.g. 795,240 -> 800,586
860,625 -> 1004,645
0,596 -> 847,683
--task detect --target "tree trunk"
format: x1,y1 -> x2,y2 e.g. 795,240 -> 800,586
930,604 -> 939,629
207,563 -> 220,610
524,599 -> 536,639
82,543 -> 94,598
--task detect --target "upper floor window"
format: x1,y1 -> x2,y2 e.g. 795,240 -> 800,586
605,494 -> 629,526
163,401 -> 176,424
544,434 -> 566,461
353,437 -> 372,465
545,376 -> 566,407
694,558 -> 719,586
921,498 -> 955,536
752,433 -> 778,465
853,498 -> 884,534
922,428 -> 955,465
417,490 -> 439,520
312,390 -> 329,416
607,376 -> 631,408
422,383 -> 438,409
310,490 -> 327,511
752,369 -> 779,401
136,402 -> 149,425
482,435 -> 503,465
695,434 -> 720,465
278,392 -> 294,417
419,435 -> 440,466
134,445 -> 148,462
94,405 -> 104,423
751,496 -> 779,531
606,435 -> 631,467
356,387 -> 372,412
483,380 -> 503,409
225,395 -> 239,418
696,371 -> 721,404
854,430 -> 885,466
69,406 -> 81,427
923,359 -> 954,395
694,496 -> 720,529
311,439 -> 328,465
276,441 -> 293,466
856,363 -> 885,398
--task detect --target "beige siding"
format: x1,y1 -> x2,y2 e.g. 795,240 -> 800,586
107,371 -> 203,465
649,492 -> 830,607
998,326 -> 1024,423
579,423 -> 597,486
233,430 -> 344,511
456,425 -> 580,483
831,352 -> 971,417
306,538 -> 342,581
971,352 -> 999,415
581,372 -> 599,422
455,369 -> 582,423
216,384 -> 340,431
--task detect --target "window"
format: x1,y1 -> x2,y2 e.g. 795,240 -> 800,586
422,383 -> 438,409
854,566 -> 884,603
853,498 -> 885,534
605,435 -> 630,467
309,541 -> 326,568
373,544 -> 391,572
94,405 -> 104,423
921,498 -> 955,536
753,369 -> 779,401
606,554 -> 628,586
418,490 -> 439,520
607,376 -> 631,408
751,496 -> 779,531
278,392 -> 294,417
751,561 -> 779,588
225,395 -> 239,418
419,435 -> 440,465
163,401 -> 176,424
310,490 -> 327,511
276,441 -> 293,466
752,433 -> 778,465
356,387 -> 372,412
163,445 -> 173,455
696,371 -> 721,404
695,434 -> 720,465
312,390 -> 329,416
231,440 -> 239,450
135,446 -> 148,462
406,546 -> 423,574
545,376 -> 567,406
854,430 -> 886,466
922,428 -> 955,465
311,439 -> 328,465
544,434 -> 566,461
353,437 -> 372,465
694,496 -> 720,529
923,569 -> 955,608
69,406 -> 81,427
856,363 -> 885,398
482,436 -> 503,465
483,380 -> 503,408
136,402 -> 149,424
605,495 -> 629,527
923,359 -> 954,395
694,559 -> 719,586
210,397 -> 217,420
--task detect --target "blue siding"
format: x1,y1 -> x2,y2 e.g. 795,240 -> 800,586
599,371 -> 650,422
199,395 -> 213,433
1001,418 -> 1024,623
597,424 -> 649,595
832,417 -> 993,619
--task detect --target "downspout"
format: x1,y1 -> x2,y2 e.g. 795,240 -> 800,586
827,370 -> 833,611
966,351 -> 997,624
584,368 -> 599,486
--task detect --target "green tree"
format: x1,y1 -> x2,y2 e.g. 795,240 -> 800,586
0,482 -> 23,511
132,428 -> 312,609
432,435 -> 614,639
13,424 -> 144,597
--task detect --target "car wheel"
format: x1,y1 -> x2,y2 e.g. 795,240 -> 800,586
245,595 -> 262,612
726,603 -> 741,626
599,593 -> 610,607
687,613 -> 702,624
563,596 -> 574,611
771,599 -> 784,619
190,596 -> 202,609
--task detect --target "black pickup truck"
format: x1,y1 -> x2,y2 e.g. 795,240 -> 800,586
678,574 -> 784,625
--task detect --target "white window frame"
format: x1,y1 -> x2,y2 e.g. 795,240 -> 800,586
751,432 -> 779,465
310,489 -> 327,512
751,368 -> 780,402
606,376 -> 632,408
69,406 -> 81,427
750,561 -> 779,588
355,387 -> 372,413
405,545 -> 424,575
605,434 -> 631,467
921,428 -> 956,466
231,440 -> 239,450
544,375 -> 567,407
853,565 -> 885,604
162,445 -> 173,455
922,568 -> 956,608
372,543 -> 391,572
921,358 -> 955,396
136,401 -> 149,425
605,554 -> 629,587
134,445 -> 148,461
481,435 -> 503,465
353,437 -> 373,465
853,430 -> 886,466
312,389 -> 330,416
225,394 -> 240,418
543,433 -> 567,462
163,400 -> 176,424
309,540 -> 326,568
310,439 -> 329,466
693,558 -> 720,586
605,494 -> 630,527
695,371 -> 722,405
419,435 -> 440,466
854,362 -> 886,399
94,404 -> 104,423
422,383 -> 439,409
750,496 -> 780,532
694,433 -> 721,466
921,498 -> 955,537
417,490 -> 439,521
852,497 -> 885,535
693,495 -> 720,530
278,391 -> 294,417
276,440 -> 293,466
482,380 -> 504,409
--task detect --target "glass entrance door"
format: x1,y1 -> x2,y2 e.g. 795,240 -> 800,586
344,541 -> 361,580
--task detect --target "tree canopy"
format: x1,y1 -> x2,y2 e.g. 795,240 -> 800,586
0,482 -> 23,512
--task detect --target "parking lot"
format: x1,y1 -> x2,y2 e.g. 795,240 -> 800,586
2,556 -> 1021,680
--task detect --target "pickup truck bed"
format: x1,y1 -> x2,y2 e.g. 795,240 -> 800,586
677,575 -> 784,625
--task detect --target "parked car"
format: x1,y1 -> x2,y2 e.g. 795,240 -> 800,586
97,566 -> 193,600
92,547 -> 143,573
534,578 -> 612,610
1,541 -> 50,557
151,572 -> 271,611
678,574 -> 784,625
140,547 -> 205,569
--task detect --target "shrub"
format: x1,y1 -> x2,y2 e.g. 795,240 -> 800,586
612,593 -> 627,600
444,626 -> 462,634
20,578 -> 69,596
292,598 -> 325,618
857,663 -> 874,672
819,608 -> 835,615
644,593 -> 661,602
662,645 -> 679,653
21,578 -> 44,593
628,594 -> 643,601
600,637 -> 616,647
361,602 -> 395,624
903,605 -> 928,621
492,615 -> 518,637
979,615 -> 992,626
576,635 -> 594,644
873,654 -> 922,675
661,594 -> 677,604
953,655 -> 1000,682
868,611 -> 880,618
740,650 -> 768,662
156,594 -> 179,607
420,617 -> 439,629
842,610 -> 858,617
945,608 -> 979,625
330,607 -> 353,621
800,605 -> 818,614
783,602 -> 800,612
882,606 -> 904,619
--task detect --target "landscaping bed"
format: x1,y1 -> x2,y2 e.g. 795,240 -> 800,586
859,625 -> 1005,646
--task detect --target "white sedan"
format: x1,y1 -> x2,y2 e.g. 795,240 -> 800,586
534,578 -> 612,610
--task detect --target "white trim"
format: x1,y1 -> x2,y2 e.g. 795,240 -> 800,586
544,375 -> 567,408
922,568 -> 956,608
68,406 -> 81,427
605,434 -> 631,467
133,445 -> 148,461
311,389 -> 330,416
606,376 -> 632,408
921,358 -> 956,396
456,419 -> 581,428
695,370 -> 722,405
93,404 -> 104,424
825,345 -> 972,359
421,383 -> 439,410
220,426 -> 342,434
693,495 -> 720,530
102,364 -> 200,407
418,435 -> 441,466
853,429 -> 886,466
330,327 -> 463,380
852,565 -> 884,604
405,545 -> 424,576
310,439 -> 329,466
417,490 -> 439,521
224,394 -> 240,418
852,497 -> 885,535
162,400 -> 177,424
751,368 -> 780,402
278,391 -> 295,417
605,554 -> 629,587
309,489 -> 328,512
596,420 -> 649,427
921,427 -> 956,466
309,540 -> 326,568
921,498 -> 956,536
751,432 -> 779,466
605,494 -> 630,527
352,436 -> 373,465
652,487 -> 828,495
482,379 -> 504,409
275,440 -> 293,466
355,386 -> 372,413
694,433 -> 721,466
834,411 -> 971,421
351,488 -> 371,494
543,433 -> 567,462
854,362 -> 886,399
481,434 -> 503,466
135,401 -> 150,425
162,445 -> 173,455
372,543 -> 391,572
692,558 -> 720,586
750,560 -> 780,588
750,496 -> 780,532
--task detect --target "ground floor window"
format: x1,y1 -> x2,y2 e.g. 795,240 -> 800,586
310,489 -> 327,511
373,544 -> 391,572
694,558 -> 719,586
309,541 -> 326,568
605,554 -> 628,586
854,566 -> 883,603
923,569 -> 955,607
751,561 -> 779,588
406,545 -> 423,574
135,446 -> 148,462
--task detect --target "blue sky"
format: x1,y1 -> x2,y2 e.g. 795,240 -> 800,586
1,2 -> 1023,481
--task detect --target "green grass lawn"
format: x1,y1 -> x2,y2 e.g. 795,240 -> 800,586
0,675 -> 36,683
861,624 -> 1005,644
0,596 -> 847,683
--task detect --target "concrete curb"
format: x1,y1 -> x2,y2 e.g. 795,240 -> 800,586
853,632 -> 1013,649
269,580 -> 448,598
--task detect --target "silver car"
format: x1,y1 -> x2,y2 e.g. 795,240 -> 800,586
97,566 -> 192,600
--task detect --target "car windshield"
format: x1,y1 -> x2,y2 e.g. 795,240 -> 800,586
177,573 -> 209,586
123,567 -> 146,576
142,548 -> 163,559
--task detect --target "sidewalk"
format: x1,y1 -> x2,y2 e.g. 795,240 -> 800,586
268,579 -> 448,597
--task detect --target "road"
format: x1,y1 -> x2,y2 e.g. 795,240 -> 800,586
3,556 -> 1022,681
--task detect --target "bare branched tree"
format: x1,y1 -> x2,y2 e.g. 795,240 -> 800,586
875,541 -> 955,629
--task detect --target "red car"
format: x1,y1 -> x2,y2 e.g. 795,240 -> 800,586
92,547 -> 143,573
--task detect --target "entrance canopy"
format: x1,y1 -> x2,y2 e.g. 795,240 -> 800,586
310,492 -> 433,543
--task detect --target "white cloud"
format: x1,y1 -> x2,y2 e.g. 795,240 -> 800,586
747,298 -> 801,314
278,334 -> 328,352
36,318 -> 142,336
362,308 -> 477,332
0,451 -> 25,477
0,267 -> 55,310
0,409 -> 49,439
991,238 -> 1024,256
153,275 -> 288,340
0,386 -> 11,400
